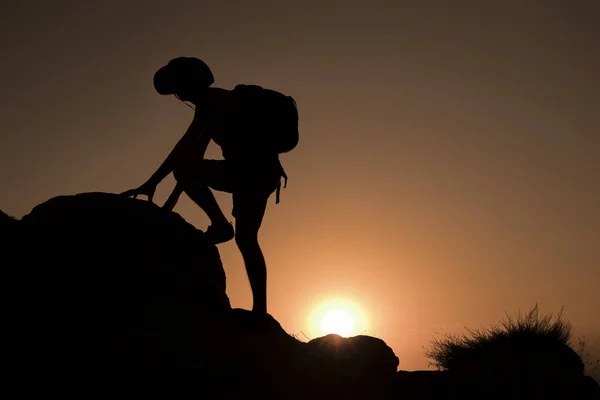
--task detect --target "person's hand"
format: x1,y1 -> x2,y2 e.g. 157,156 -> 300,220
121,181 -> 157,203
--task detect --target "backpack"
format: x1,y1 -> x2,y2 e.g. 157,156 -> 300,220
225,84 -> 299,204
226,84 -> 299,155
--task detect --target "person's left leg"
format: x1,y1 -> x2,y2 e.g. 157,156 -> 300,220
233,191 -> 272,314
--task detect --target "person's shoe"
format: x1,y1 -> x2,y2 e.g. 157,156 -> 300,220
205,222 -> 235,244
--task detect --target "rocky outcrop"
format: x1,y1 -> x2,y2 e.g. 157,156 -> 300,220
1,209 -> 17,226
308,333 -> 399,378
2,192 -> 399,399
2,192 -> 598,399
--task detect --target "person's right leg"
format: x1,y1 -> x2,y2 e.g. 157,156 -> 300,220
173,159 -> 234,244
163,184 -> 184,211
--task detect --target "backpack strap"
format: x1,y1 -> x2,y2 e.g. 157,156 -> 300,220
275,158 -> 288,204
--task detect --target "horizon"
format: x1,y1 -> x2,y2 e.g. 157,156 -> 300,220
1,1 -> 598,373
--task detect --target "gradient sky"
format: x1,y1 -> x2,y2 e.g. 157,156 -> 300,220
1,1 -> 598,371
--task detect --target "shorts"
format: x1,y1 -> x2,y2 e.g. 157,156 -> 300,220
184,157 -> 282,223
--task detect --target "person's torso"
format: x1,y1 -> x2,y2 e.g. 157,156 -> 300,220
194,87 -> 278,163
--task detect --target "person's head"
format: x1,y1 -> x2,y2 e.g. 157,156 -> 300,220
153,57 -> 214,103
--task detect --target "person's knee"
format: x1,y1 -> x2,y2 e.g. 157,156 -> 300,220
173,164 -> 188,184
235,226 -> 260,249
173,159 -> 196,186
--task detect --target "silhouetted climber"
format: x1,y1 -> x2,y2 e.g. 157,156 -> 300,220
122,57 -> 299,315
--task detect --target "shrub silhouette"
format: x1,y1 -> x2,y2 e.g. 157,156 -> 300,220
576,336 -> 600,378
424,304 -> 582,377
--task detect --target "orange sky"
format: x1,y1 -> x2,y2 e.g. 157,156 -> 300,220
1,1 -> 598,370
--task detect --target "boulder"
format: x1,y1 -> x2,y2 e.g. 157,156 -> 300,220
307,333 -> 399,378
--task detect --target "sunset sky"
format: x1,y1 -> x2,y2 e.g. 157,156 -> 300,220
1,1 -> 598,370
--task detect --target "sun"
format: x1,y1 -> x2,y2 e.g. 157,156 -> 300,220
308,298 -> 368,338
320,309 -> 355,336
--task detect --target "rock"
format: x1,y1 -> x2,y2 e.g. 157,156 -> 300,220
308,333 -> 399,378
6,193 -> 232,393
3,192 -> 400,399
1,210 -> 19,253
19,191 -> 230,309
305,333 -> 400,399
1,209 -> 17,227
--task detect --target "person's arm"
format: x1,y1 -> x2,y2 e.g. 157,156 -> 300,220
121,108 -> 214,202
146,113 -> 206,186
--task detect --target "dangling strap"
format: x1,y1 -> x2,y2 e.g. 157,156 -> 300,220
275,158 -> 288,204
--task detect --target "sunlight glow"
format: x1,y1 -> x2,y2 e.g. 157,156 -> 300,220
308,298 -> 368,338
320,309 -> 355,336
